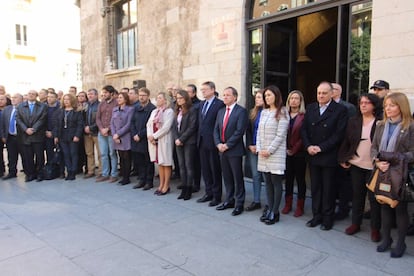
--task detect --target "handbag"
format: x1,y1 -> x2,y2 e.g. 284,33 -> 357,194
399,166 -> 414,202
366,168 -> 379,193
366,151 -> 405,208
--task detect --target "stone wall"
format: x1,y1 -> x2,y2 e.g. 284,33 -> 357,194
80,0 -> 246,102
370,0 -> 414,100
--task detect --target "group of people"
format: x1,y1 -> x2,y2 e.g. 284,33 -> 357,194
0,79 -> 412,258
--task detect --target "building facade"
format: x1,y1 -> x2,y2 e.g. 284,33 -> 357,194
0,0 -> 82,93
79,0 -> 414,106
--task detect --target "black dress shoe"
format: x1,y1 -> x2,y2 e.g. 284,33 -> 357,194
143,184 -> 154,190
216,201 -> 235,211
306,218 -> 322,228
117,179 -> 131,185
197,194 -> 213,203
36,176 -> 43,182
245,202 -> 261,211
208,199 -> 221,207
320,224 -> 332,231
232,206 -> 244,216
133,182 -> 145,189
25,176 -> 36,182
3,174 -> 17,180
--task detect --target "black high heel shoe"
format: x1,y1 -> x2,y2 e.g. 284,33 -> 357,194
376,238 -> 393,252
260,208 -> 270,222
158,187 -> 170,196
154,189 -> 161,195
390,243 -> 406,258
264,212 -> 280,225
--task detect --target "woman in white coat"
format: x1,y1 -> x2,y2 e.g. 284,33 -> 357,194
256,85 -> 289,225
147,92 -> 174,195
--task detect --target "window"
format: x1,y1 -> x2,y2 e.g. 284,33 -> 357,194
115,0 -> 137,69
15,24 -> 28,46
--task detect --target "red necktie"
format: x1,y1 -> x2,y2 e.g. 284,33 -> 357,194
221,107 -> 230,142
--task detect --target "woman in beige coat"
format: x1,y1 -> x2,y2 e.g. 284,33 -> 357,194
147,92 -> 174,195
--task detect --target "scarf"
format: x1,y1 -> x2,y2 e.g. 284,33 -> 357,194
379,119 -> 401,152
153,106 -> 165,130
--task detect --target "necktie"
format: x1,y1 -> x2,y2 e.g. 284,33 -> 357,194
9,108 -> 16,134
29,103 -> 34,114
221,107 -> 230,142
202,101 -> 209,117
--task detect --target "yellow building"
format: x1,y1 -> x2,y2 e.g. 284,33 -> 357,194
0,0 -> 81,93
79,0 -> 414,106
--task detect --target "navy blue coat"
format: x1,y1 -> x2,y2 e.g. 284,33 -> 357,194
130,102 -> 156,153
198,97 -> 224,150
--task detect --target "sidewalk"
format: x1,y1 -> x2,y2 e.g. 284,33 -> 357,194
0,175 -> 413,276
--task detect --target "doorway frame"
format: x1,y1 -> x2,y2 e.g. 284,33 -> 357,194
245,0 -> 368,107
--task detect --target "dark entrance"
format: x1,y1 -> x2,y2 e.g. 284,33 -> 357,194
247,1 -> 372,106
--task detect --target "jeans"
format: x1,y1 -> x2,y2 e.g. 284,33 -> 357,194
247,150 -> 263,203
60,141 -> 79,173
98,133 -> 118,177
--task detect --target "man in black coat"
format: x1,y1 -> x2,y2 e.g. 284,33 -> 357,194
301,81 -> 347,230
16,90 -> 48,182
130,87 -> 156,190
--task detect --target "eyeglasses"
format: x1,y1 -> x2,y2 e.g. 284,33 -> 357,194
359,101 -> 372,105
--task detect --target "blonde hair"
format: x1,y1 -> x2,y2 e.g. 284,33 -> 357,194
383,92 -> 413,130
249,89 -> 263,121
286,90 -> 306,114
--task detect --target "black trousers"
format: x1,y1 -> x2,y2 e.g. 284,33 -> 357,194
176,143 -> 196,188
349,165 -> 381,229
193,147 -> 201,190
199,145 -> 222,201
133,151 -> 154,185
220,154 -> 245,207
309,164 -> 336,225
285,154 -> 307,199
22,142 -> 45,178
335,165 -> 352,214
118,150 -> 131,181
0,141 -> 5,175
5,135 -> 20,176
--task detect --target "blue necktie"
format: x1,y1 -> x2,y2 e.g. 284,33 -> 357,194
9,108 -> 16,134
202,101 -> 209,117
29,103 -> 34,114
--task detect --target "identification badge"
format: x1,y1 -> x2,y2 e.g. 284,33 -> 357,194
379,183 -> 391,192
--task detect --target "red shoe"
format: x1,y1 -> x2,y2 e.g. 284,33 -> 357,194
345,224 -> 360,235
371,229 -> 381,242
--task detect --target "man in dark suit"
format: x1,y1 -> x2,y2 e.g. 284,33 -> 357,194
196,81 -> 224,206
0,94 -> 8,177
1,93 -> 23,179
332,82 -> 355,220
214,87 -> 248,216
301,81 -> 347,230
16,90 -> 48,182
